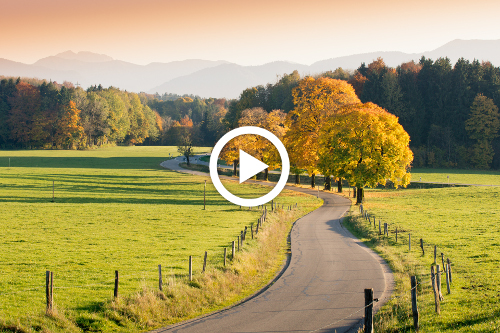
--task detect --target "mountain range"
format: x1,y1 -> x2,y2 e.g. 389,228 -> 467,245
1,39 -> 499,99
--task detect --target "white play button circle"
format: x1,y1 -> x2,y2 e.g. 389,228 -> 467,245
209,126 -> 290,207
238,149 -> 269,183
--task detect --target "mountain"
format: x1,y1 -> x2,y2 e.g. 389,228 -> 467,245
1,40 -> 500,99
149,61 -> 310,99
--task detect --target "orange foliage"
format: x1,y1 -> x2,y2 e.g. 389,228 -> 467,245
179,115 -> 193,127
367,57 -> 386,75
348,72 -> 368,97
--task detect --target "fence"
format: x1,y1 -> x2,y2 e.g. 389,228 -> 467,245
357,204 -> 455,332
0,201 -> 299,317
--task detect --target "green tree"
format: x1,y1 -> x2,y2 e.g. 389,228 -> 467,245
465,94 -> 500,168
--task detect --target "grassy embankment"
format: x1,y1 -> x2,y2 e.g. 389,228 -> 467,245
0,147 -> 321,332
340,175 -> 500,332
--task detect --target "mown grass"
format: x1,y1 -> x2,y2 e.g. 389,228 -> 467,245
0,147 -> 321,332
343,186 -> 500,332
411,168 -> 500,185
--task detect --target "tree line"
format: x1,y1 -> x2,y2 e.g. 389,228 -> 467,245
225,57 -> 500,169
0,78 -> 229,149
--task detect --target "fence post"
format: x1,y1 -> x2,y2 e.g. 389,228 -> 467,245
411,276 -> 419,331
232,241 -> 235,259
396,227 -> 398,243
114,270 -> 119,299
378,220 -> 381,235
446,263 -> 451,294
251,224 -> 254,239
46,271 -> 54,312
189,256 -> 193,281
409,233 -> 411,252
237,236 -> 240,251
441,253 -> 445,271
436,264 -> 444,300
431,266 -> 440,314
158,265 -> 163,291
364,288 -> 374,333
202,251 -> 208,273
224,248 -> 227,267
420,238 -> 425,255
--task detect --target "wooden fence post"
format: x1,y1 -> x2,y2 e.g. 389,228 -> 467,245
114,270 -> 119,298
431,266 -> 440,314
189,256 -> 193,281
420,238 -> 425,255
411,276 -> 419,331
158,265 -> 163,291
46,271 -> 54,312
202,251 -> 208,273
378,220 -> 381,235
446,263 -> 451,294
237,236 -> 240,251
251,224 -> 254,239
232,241 -> 235,259
224,248 -> 227,267
396,227 -> 398,242
436,265 -> 444,300
364,288 -> 374,333
204,180 -> 206,210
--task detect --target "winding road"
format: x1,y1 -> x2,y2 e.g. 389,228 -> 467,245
156,157 -> 393,333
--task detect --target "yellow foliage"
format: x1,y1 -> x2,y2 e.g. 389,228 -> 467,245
284,77 -> 360,175
318,102 -> 413,189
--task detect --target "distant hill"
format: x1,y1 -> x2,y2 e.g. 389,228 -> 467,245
1,39 -> 499,99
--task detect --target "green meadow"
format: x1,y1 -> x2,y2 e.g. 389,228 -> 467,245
410,168 -> 500,186
0,147 -> 321,332
344,185 -> 500,332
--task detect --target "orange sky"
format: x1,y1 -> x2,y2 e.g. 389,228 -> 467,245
1,0 -> 499,65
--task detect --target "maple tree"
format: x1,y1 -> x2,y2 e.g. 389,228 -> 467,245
318,102 -> 413,204
284,77 -> 360,187
219,108 -> 287,179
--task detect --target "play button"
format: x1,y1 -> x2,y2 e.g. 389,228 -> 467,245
210,126 -> 290,207
239,150 -> 268,183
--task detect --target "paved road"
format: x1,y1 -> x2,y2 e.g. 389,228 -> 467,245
157,157 -> 393,333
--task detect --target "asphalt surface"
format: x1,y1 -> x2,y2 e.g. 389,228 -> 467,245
156,157 -> 393,333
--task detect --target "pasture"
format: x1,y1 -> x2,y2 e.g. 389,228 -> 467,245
345,185 -> 500,332
0,147 -> 321,332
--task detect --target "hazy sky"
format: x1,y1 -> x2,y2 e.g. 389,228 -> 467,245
1,0 -> 499,65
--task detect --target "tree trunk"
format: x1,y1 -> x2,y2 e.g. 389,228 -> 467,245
353,187 -> 357,198
186,154 -> 190,166
264,168 -> 269,181
233,160 -> 238,176
295,174 -> 300,185
337,178 -> 343,193
311,173 -> 315,188
356,187 -> 363,204
324,176 -> 331,190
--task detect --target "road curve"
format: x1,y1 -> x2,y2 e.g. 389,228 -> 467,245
156,157 -> 393,333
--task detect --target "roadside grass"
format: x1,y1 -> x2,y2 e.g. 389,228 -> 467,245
411,168 -> 500,185
343,186 -> 500,332
0,147 -> 321,332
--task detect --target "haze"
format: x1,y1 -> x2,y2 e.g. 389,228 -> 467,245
1,0 -> 499,66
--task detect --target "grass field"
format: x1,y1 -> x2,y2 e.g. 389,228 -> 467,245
410,168 -> 500,185
343,186 -> 500,332
0,147 -> 321,332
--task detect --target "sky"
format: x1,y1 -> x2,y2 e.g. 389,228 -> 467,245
1,0 -> 500,66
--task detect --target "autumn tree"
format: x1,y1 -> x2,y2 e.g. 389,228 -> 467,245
284,77 -> 360,188
54,101 -> 84,148
8,82 -> 43,147
318,102 -> 413,204
465,94 -> 500,168
177,135 -> 195,166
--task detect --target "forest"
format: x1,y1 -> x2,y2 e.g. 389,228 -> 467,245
1,55 -> 499,169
